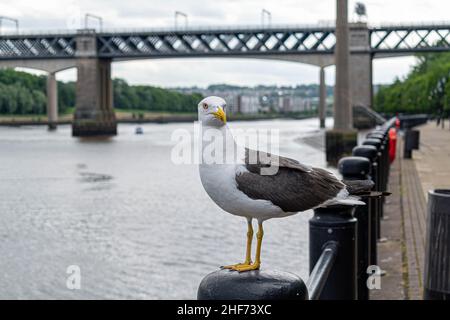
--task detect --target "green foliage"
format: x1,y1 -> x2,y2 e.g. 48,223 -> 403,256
112,79 -> 202,112
0,69 -> 74,114
374,52 -> 450,115
0,69 -> 202,115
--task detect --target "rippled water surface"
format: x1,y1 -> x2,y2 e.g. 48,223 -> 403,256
0,119 -> 330,299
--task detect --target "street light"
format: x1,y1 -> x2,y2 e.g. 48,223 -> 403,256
355,2 -> 367,22
0,16 -> 19,34
84,13 -> 103,31
175,11 -> 188,29
355,2 -> 367,17
261,9 -> 271,27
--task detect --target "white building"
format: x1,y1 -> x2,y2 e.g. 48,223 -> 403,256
237,95 -> 261,114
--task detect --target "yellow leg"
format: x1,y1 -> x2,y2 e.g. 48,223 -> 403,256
234,221 -> 263,272
221,219 -> 253,270
244,219 -> 254,264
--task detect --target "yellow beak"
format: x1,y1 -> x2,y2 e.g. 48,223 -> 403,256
212,107 -> 226,123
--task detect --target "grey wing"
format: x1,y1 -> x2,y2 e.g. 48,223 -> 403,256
235,166 -> 345,212
244,148 -> 312,174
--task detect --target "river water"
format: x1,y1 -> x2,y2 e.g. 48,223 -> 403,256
0,118 -> 330,299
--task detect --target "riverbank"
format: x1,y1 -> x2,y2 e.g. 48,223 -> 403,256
372,122 -> 450,300
0,111 -> 315,126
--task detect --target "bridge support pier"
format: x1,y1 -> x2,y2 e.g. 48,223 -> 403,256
349,23 -> 373,110
47,72 -> 58,130
73,30 -> 116,137
319,66 -> 326,129
325,0 -> 357,166
73,58 -> 116,137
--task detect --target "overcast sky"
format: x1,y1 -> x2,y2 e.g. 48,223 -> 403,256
1,0 -> 449,87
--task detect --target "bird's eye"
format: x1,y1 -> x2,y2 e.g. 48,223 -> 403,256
203,103 -> 208,110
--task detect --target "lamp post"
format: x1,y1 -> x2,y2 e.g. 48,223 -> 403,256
175,11 -> 188,29
261,9 -> 271,27
84,13 -> 103,31
0,16 -> 19,34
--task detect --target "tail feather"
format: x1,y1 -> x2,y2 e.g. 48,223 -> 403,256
343,179 -> 374,195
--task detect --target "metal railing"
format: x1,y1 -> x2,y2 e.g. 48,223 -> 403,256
304,117 -> 398,300
306,241 -> 338,300
1,20 -> 449,36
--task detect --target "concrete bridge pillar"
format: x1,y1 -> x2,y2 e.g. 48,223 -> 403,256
325,0 -> 357,166
349,22 -> 373,109
73,30 -> 117,137
46,72 -> 58,130
319,66 -> 326,128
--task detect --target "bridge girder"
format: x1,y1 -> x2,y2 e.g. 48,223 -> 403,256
0,23 -> 448,60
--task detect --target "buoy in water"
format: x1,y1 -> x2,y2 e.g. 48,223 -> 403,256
135,127 -> 143,134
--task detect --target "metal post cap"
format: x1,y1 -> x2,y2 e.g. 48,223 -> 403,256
366,132 -> 385,141
362,138 -> 382,149
338,156 -> 371,177
369,130 -> 387,137
352,145 -> 378,162
197,269 -> 308,300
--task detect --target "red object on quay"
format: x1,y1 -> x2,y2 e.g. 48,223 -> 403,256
395,117 -> 401,130
389,127 -> 397,163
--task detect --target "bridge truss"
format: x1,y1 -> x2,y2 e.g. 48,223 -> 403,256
0,24 -> 449,60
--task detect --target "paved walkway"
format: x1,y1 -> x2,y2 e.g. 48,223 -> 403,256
371,122 -> 450,300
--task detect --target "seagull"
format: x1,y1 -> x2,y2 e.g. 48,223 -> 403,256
198,96 -> 373,272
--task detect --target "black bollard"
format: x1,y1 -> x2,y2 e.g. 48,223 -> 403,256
309,206 -> 357,300
423,189 -> 450,300
338,156 -> 372,300
363,138 -> 383,238
367,132 -> 388,191
353,145 -> 378,267
367,132 -> 390,216
197,269 -> 308,300
403,129 -> 420,159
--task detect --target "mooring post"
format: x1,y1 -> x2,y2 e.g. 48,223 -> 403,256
338,156 -> 372,300
423,189 -> 450,300
309,205 -> 357,300
362,137 -> 383,238
366,131 -> 390,222
403,129 -> 420,159
367,132 -> 388,193
352,145 -> 378,267
197,269 -> 308,300
380,131 -> 390,192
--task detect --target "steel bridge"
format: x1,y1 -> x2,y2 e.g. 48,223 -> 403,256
0,22 -> 449,136
0,23 -> 449,60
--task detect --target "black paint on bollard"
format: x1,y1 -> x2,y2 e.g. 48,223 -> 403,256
423,189 -> 450,300
197,269 -> 308,300
309,206 -> 357,300
338,156 -> 372,300
353,145 -> 378,267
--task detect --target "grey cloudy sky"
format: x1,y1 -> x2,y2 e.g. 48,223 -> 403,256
1,0 -> 448,87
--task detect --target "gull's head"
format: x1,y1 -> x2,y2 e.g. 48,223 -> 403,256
198,96 -> 227,127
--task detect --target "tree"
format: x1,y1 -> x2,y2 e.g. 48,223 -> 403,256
0,69 -> 203,115
374,52 -> 450,115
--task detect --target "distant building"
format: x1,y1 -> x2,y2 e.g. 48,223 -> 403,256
170,84 -> 331,115
236,95 -> 261,114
